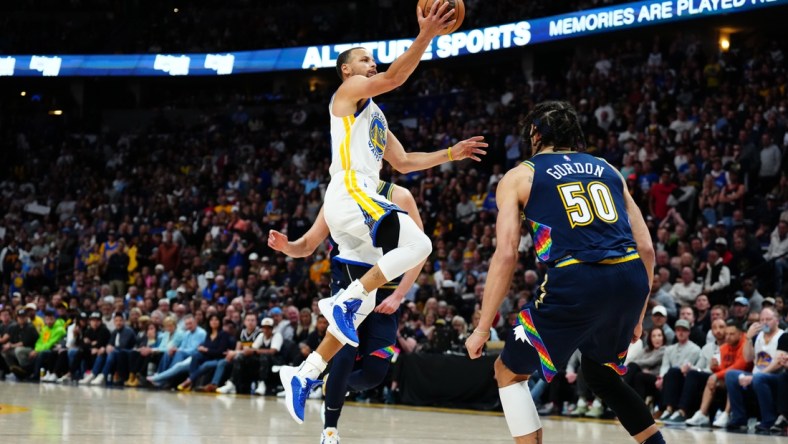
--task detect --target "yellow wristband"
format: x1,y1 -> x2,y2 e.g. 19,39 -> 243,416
473,329 -> 490,336
447,146 -> 454,161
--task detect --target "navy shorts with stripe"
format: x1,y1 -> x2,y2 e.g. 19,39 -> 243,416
500,258 -> 649,381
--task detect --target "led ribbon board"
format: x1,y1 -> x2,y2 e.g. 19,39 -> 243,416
0,0 -> 783,77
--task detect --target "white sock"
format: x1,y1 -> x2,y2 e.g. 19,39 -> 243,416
298,352 -> 327,380
335,280 -> 369,304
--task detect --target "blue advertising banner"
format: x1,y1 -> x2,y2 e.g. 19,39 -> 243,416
0,0 -> 783,77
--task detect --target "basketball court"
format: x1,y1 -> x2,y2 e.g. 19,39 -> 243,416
0,382 -> 783,443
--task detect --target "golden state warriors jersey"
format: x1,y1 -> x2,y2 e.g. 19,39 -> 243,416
329,96 -> 388,181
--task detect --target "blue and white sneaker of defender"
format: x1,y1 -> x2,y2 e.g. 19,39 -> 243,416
279,365 -> 324,424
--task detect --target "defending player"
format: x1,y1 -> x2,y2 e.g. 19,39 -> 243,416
465,101 -> 665,444
280,2 -> 487,424
269,181 -> 422,443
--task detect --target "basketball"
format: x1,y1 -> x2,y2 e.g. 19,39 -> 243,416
418,0 -> 465,35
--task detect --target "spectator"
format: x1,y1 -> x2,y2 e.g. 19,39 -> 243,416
31,309 -> 67,381
90,312 -> 136,386
649,306 -> 675,345
670,267 -> 702,306
76,312 -> 112,384
124,322 -> 161,387
198,312 -> 260,393
724,307 -> 785,431
660,318 -> 724,423
681,319 -> 749,427
152,314 -> 206,380
763,220 -> 788,295
729,297 -> 751,325
702,249 -> 731,306
677,305 -> 706,347
624,328 -> 667,402
694,295 -> 712,335
656,320 -> 702,412
176,314 -> 235,391
0,308 -> 13,378
1,308 -> 39,379
217,317 -> 282,395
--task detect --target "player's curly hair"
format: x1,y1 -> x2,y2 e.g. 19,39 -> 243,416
520,100 -> 586,156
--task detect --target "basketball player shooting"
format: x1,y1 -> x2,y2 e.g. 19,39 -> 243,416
279,1 -> 487,425
465,101 -> 665,444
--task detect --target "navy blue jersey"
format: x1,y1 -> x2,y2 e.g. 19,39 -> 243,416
522,152 -> 637,265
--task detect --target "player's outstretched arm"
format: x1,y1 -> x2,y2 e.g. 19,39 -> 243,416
375,185 -> 426,314
466,167 -> 530,359
384,130 -> 487,174
334,3 -> 455,105
268,206 -> 329,258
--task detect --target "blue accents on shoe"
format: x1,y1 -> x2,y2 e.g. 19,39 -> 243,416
281,365 -> 324,424
331,299 -> 362,347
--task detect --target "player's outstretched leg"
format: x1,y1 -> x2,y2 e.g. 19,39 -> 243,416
327,213 -> 431,347
494,358 -> 543,443
581,358 -> 665,444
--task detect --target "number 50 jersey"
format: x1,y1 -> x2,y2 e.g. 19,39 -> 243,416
521,152 -> 638,266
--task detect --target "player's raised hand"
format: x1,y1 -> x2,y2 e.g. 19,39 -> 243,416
417,1 -> 456,38
268,229 -> 289,252
450,136 -> 488,162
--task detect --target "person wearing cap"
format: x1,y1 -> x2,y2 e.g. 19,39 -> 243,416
763,220 -> 788,295
221,316 -> 282,396
701,249 -> 731,307
654,319 -> 701,412
676,319 -> 749,427
268,306 -> 292,341
730,296 -> 751,325
649,306 -> 675,345
1,308 -> 39,379
90,312 -> 136,386
23,302 -> 45,333
676,305 -> 707,348
725,307 -> 784,431
30,309 -> 67,381
735,278 -> 765,314
76,312 -> 112,384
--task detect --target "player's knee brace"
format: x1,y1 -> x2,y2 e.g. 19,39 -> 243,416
377,213 -> 432,281
498,380 -> 541,438
581,357 -> 655,436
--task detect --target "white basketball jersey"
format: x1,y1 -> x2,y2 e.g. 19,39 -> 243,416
329,96 -> 388,180
753,329 -> 783,374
